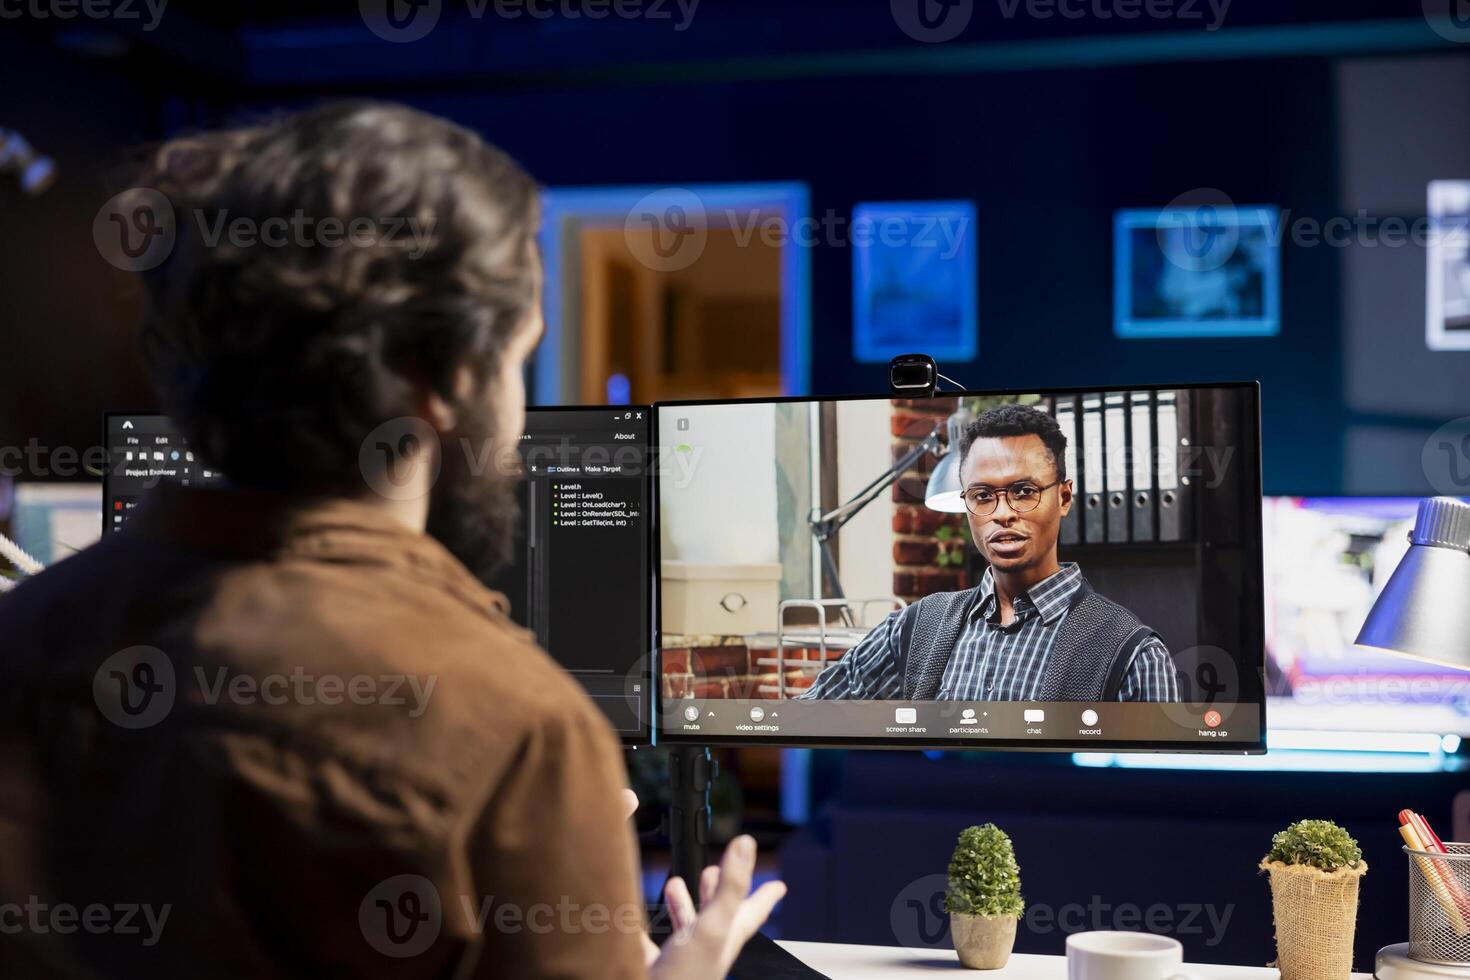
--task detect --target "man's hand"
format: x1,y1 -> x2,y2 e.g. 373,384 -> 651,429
649,835 -> 787,980
622,789 -> 787,979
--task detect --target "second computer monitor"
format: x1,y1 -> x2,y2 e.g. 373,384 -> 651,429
487,406 -> 653,743
105,408 -> 655,744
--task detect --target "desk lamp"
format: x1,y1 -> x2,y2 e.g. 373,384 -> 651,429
922,409 -> 970,514
808,353 -> 973,600
1354,497 -> 1470,979
1356,497 -> 1470,672
808,409 -> 970,600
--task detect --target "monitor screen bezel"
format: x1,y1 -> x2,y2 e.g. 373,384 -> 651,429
651,380 -> 1267,753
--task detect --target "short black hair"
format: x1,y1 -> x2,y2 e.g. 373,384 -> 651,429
131,101 -> 540,494
958,403 -> 1067,482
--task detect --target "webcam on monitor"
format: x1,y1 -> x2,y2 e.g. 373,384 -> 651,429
888,353 -> 939,397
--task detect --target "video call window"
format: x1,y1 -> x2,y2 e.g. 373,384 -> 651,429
656,385 -> 1265,751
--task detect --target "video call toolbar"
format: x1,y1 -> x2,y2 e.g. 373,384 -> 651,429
664,698 -> 1259,748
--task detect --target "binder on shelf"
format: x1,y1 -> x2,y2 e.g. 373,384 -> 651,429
1129,390 -> 1157,541
1104,392 -> 1129,542
1054,394 -> 1081,546
1156,389 -> 1194,541
1081,393 -> 1105,544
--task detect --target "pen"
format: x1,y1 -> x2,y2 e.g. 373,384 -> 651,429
1399,810 -> 1470,937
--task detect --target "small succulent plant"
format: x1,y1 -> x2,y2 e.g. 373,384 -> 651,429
945,823 -> 1024,917
1265,819 -> 1364,872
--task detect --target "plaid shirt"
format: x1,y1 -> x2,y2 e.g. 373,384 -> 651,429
798,563 -> 1180,702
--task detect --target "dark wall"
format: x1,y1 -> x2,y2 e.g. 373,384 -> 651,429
0,31 -> 159,467
339,56 -> 1348,493
9,29 -> 1465,500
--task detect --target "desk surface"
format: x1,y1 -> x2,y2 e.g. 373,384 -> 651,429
776,940 -> 1375,979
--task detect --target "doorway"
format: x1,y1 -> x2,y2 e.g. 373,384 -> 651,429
536,183 -> 811,404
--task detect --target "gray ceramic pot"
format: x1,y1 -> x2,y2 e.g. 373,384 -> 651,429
951,912 -> 1018,970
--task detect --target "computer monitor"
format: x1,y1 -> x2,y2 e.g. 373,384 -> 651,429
484,406 -> 653,743
655,383 -> 1265,751
1263,496 -> 1470,740
103,409 -> 654,744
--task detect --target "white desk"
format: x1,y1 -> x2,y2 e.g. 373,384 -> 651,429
777,940 -> 1375,979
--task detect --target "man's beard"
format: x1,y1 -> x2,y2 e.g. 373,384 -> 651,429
424,410 -> 522,583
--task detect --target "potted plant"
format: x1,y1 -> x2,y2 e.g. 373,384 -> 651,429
945,823 -> 1024,970
1259,819 -> 1367,980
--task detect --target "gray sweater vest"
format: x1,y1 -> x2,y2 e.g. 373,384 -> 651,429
896,577 -> 1158,701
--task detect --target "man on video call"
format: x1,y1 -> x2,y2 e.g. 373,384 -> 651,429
798,404 -> 1181,703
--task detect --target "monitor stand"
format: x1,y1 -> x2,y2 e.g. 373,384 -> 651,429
668,744 -> 714,897
666,746 -> 824,978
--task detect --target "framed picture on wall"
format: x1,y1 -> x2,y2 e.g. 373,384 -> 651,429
1426,180 -> 1470,351
851,201 -> 977,363
1114,205 -> 1281,339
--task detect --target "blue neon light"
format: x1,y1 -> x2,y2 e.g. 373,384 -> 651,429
1073,729 -> 1463,773
852,200 -> 977,364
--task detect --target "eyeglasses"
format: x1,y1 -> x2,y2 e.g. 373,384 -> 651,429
961,480 -> 1061,518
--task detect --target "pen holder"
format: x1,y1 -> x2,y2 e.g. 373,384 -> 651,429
1405,843 -> 1470,965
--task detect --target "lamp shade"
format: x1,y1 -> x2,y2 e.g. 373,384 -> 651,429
1355,497 -> 1470,672
924,453 -> 966,513
923,407 -> 971,513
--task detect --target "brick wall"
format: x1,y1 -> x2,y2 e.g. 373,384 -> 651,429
890,398 -> 971,603
660,640 -> 844,699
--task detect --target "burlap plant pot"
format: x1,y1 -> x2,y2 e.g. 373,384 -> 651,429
950,912 -> 1017,970
1260,858 -> 1367,980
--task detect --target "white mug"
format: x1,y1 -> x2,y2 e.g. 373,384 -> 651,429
1066,931 -> 1201,980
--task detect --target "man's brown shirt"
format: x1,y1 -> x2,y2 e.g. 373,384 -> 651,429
0,485 -> 647,978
